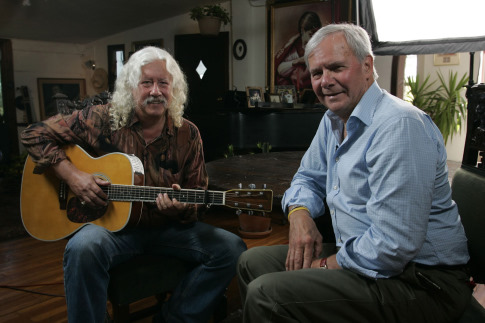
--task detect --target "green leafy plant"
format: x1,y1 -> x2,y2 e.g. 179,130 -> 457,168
257,142 -> 272,153
189,4 -> 231,25
405,71 -> 468,144
223,144 -> 235,158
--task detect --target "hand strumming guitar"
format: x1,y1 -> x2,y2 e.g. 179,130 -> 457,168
52,158 -> 109,208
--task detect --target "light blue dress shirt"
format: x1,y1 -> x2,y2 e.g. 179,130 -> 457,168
282,82 -> 469,279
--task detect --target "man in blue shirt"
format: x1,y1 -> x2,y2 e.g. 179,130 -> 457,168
237,23 -> 472,322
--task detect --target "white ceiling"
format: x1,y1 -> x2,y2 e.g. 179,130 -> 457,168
0,0 -> 222,44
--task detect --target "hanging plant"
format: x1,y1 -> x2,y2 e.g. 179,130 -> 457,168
189,4 -> 231,25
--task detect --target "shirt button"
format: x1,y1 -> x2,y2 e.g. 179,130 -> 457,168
333,185 -> 338,190
336,157 -> 340,162
338,238 -> 343,243
330,210 -> 335,215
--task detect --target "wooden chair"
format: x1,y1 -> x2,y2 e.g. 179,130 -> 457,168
107,255 -> 190,322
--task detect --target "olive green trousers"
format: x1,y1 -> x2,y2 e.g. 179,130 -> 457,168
237,244 -> 472,323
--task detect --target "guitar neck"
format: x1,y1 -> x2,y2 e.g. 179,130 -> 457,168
102,185 -> 225,206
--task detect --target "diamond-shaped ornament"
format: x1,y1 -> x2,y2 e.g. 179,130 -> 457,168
196,60 -> 207,79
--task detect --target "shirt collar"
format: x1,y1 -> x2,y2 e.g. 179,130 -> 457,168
127,110 -> 175,137
326,81 -> 383,128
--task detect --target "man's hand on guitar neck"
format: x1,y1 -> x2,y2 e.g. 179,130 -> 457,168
155,184 -> 197,224
52,159 -> 109,208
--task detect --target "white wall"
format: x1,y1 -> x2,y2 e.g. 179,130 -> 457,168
374,56 -> 393,92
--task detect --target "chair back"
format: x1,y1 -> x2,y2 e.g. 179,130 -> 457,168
452,166 -> 485,283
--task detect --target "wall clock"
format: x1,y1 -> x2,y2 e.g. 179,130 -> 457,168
233,39 -> 247,60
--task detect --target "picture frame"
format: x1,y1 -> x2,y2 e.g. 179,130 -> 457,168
246,86 -> 264,108
433,53 -> 460,66
275,85 -> 296,104
268,0 -> 349,94
37,78 -> 86,120
132,38 -> 164,53
269,94 -> 281,103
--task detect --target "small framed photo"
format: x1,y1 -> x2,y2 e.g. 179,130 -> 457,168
433,53 -> 460,66
246,86 -> 264,108
275,85 -> 296,104
269,94 -> 281,103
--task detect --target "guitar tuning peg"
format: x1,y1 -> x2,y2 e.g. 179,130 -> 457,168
262,184 -> 267,189
236,209 -> 242,216
238,183 -> 242,189
248,210 -> 254,216
248,183 -> 256,189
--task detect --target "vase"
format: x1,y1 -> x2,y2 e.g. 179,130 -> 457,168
238,212 -> 272,239
197,16 -> 222,36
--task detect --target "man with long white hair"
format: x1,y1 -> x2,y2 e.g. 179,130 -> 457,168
22,46 -> 247,322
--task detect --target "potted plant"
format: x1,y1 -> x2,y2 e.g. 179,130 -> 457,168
190,3 -> 231,36
406,71 -> 468,144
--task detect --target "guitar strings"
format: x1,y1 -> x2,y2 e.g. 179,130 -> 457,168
101,185 -> 271,211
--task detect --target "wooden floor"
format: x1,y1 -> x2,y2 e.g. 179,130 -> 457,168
0,208 -> 289,323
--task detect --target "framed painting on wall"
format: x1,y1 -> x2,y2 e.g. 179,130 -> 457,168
37,78 -> 86,120
268,0 -> 350,95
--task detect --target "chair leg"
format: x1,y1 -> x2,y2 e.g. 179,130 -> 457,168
112,304 -> 130,323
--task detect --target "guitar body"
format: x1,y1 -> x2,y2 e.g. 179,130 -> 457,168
21,145 -> 142,241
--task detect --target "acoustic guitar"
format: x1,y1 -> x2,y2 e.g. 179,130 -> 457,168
20,145 -> 273,241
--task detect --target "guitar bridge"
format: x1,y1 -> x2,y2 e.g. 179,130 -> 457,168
58,180 -> 68,210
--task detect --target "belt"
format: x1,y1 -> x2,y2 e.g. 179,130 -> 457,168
414,262 -> 467,272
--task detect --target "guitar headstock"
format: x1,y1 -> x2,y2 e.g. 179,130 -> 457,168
224,186 -> 273,212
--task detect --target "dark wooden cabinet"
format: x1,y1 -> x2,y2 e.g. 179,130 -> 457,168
187,108 -> 326,162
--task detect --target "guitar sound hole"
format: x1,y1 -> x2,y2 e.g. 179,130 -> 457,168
66,198 -> 108,223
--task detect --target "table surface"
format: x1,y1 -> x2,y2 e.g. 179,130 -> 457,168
206,151 -> 305,204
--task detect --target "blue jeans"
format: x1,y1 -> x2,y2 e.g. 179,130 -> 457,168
63,221 -> 247,323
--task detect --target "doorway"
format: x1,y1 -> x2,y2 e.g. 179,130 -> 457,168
174,32 -> 229,114
0,39 -> 18,164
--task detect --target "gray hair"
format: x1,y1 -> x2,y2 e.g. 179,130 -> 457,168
110,46 -> 188,130
304,23 -> 378,80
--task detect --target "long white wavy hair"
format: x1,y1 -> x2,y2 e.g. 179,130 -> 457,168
110,46 -> 188,130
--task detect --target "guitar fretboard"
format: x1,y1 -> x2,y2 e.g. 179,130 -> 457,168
102,185 -> 225,206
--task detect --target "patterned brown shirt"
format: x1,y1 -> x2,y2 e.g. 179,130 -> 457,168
21,103 -> 208,227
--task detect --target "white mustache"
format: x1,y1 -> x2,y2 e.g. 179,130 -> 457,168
144,96 -> 167,105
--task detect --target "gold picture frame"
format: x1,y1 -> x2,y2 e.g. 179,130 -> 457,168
268,0 -> 350,94
37,78 -> 86,120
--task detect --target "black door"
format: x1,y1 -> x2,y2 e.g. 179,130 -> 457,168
174,32 -> 229,114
